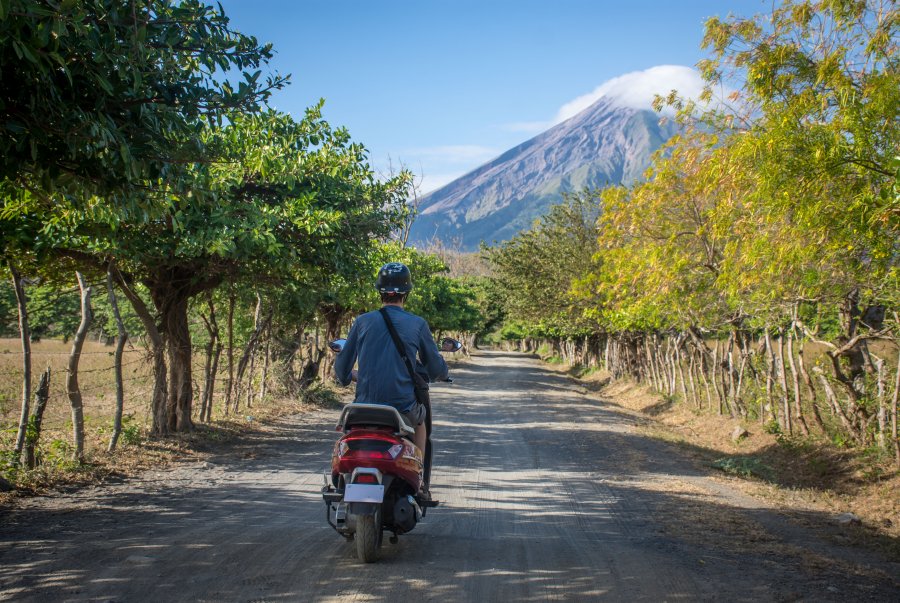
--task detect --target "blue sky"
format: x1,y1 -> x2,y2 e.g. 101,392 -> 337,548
218,1 -> 764,192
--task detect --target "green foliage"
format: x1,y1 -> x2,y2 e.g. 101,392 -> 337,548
0,0 -> 425,436
0,447 -> 18,481
711,456 -> 772,480
0,0 -> 286,210
485,190 -> 603,340
762,419 -> 782,436
701,0 -> 898,311
40,438 -> 79,470
411,275 -> 482,334
479,0 -> 897,462
465,275 -> 507,337
499,321 -> 530,342
489,0 -> 898,342
120,418 -> 142,447
0,276 -> 146,340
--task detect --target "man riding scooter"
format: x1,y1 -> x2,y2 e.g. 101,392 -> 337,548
333,262 -> 451,498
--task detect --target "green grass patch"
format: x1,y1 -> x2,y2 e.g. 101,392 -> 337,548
569,364 -> 604,378
711,455 -> 773,481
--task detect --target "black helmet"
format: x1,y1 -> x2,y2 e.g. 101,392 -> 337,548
375,262 -> 412,294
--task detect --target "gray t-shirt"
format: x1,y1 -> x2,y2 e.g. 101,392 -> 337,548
333,305 -> 449,412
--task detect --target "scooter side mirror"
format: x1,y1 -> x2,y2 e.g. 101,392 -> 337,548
440,338 -> 462,353
328,339 -> 346,353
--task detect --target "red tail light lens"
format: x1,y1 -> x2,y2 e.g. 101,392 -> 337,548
339,437 -> 403,460
355,474 -> 378,484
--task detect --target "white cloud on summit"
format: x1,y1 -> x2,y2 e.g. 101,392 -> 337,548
499,65 -> 706,134
554,65 -> 705,124
414,66 -> 709,194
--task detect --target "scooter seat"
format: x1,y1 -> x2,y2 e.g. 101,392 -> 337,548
337,403 -> 415,436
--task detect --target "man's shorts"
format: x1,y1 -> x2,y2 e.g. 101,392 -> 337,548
400,402 -> 426,429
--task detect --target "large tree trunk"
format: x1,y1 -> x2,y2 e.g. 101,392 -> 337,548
22,367 -> 51,469
875,356 -> 887,450
675,338 -> 689,403
161,293 -> 193,432
8,262 -> 31,459
67,272 -> 93,461
725,331 -> 739,418
733,332 -> 750,418
687,348 -> 699,408
839,288 -> 867,383
146,266 -> 219,433
694,343 -> 713,411
826,345 -> 869,443
106,269 -> 128,452
299,321 -> 323,389
205,345 -> 222,422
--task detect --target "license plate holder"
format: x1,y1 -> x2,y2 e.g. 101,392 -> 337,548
344,483 -> 384,503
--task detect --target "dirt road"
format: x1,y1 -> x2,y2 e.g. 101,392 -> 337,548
1,351 -> 898,601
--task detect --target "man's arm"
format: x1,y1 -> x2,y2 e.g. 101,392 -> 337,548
418,321 -> 449,381
333,321 -> 360,386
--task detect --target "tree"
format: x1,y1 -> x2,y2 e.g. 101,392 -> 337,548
486,191 -> 602,339
0,0 -> 286,210
26,107 -> 409,434
698,0 -> 900,439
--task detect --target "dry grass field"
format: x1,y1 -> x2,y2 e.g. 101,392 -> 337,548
0,336 -> 339,493
0,338 -> 156,444
0,337 -> 264,480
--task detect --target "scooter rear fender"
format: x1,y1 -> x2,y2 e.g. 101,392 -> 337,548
348,502 -> 379,516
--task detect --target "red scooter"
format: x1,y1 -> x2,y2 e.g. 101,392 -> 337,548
322,337 -> 459,563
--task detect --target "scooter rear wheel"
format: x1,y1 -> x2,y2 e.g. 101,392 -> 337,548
355,507 -> 382,563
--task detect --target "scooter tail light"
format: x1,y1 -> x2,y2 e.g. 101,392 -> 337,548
339,436 -> 402,460
355,474 -> 379,484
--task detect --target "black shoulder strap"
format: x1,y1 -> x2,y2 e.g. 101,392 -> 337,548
379,307 -> 419,384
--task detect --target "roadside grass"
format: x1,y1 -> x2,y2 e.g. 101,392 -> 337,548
554,362 -> 900,547
711,456 -> 775,481
568,364 -> 607,379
